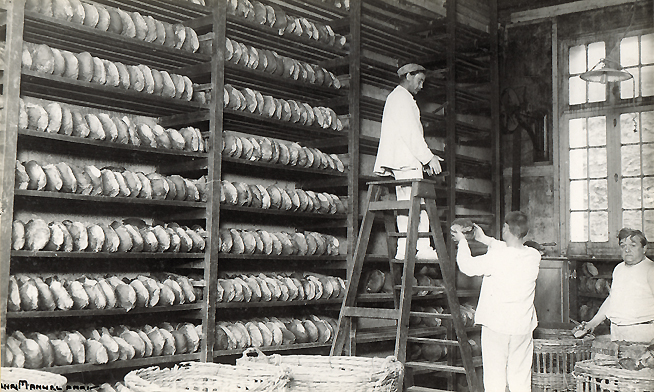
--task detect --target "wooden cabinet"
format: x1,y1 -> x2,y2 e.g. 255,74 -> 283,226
535,257 -> 572,324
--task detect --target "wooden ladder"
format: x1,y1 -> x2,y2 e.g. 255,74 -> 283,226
330,179 -> 482,392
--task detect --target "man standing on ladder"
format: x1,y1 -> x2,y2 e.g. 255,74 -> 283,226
373,63 -> 444,261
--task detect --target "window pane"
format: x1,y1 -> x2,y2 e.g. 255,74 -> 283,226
569,149 -> 587,179
588,42 -> 605,71
569,118 -> 587,148
622,177 -> 642,208
645,209 -> 654,240
570,211 -> 588,242
644,177 -> 654,208
622,144 -> 641,176
589,211 -> 609,242
641,65 -> 654,96
621,36 -> 639,67
642,111 -> 654,142
569,76 -> 586,104
623,210 -> 642,230
621,67 -> 638,99
642,33 -> 654,64
588,116 -> 606,146
588,148 -> 607,178
570,45 -> 587,74
570,180 -> 588,210
588,80 -> 606,102
643,143 -> 654,175
589,179 -> 608,209
621,113 -> 640,144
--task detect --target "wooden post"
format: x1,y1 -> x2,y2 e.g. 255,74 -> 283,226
490,0 -> 502,237
346,0 -> 361,356
202,0 -> 226,363
446,0 -> 457,389
0,0 -> 26,358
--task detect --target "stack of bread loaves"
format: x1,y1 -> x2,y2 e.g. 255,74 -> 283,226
24,0 -> 200,52
4,322 -> 202,368
12,217 -> 206,254
7,273 -> 201,313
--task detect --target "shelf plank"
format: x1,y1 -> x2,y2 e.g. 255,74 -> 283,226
21,71 -> 207,117
44,353 -> 201,374
217,254 -> 346,261
219,204 -> 346,220
223,108 -> 344,142
14,189 -> 206,209
6,303 -> 203,319
11,250 -> 206,259
18,129 -> 208,159
213,341 -> 332,358
215,298 -> 342,308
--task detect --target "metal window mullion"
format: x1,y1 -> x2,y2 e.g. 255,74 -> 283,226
606,109 -> 622,245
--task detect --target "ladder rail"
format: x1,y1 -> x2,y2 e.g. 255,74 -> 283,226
331,179 -> 483,392
331,183 -> 382,356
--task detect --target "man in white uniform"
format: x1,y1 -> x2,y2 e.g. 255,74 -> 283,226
373,63 -> 444,260
575,228 -> 654,343
452,211 -> 541,392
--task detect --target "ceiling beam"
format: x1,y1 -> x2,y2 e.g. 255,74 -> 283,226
508,0 -> 640,25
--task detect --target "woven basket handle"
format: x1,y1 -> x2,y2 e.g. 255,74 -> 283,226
241,347 -> 267,360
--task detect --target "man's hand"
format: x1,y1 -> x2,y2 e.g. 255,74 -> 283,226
424,155 -> 444,176
450,226 -> 466,243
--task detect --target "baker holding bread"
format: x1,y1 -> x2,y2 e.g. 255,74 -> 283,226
373,63 -> 444,261
574,228 -> 654,343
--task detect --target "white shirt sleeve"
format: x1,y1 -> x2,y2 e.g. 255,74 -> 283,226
456,238 -> 498,277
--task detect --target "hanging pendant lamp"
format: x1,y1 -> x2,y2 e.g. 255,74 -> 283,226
580,58 -> 633,84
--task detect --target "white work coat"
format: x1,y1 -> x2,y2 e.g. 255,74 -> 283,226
373,85 -> 434,176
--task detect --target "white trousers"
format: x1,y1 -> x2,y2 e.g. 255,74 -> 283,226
392,168 -> 432,257
481,326 -> 533,392
611,321 -> 654,343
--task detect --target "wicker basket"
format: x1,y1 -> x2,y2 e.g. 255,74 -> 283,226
124,361 -> 290,392
0,367 -> 67,391
573,359 -> 654,392
237,348 -> 403,392
532,329 -> 594,392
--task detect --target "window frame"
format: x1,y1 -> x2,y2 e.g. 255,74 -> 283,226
559,27 -> 654,257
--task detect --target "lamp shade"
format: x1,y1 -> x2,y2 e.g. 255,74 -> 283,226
580,59 -> 633,83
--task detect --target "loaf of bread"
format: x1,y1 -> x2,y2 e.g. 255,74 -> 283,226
50,47 -> 66,77
93,113 -> 116,142
95,3 -> 111,31
62,220 -> 88,251
26,102 -> 49,132
153,19 -> 167,46
127,65 -> 145,92
143,15 -> 157,43
68,0 -> 84,24
103,59 -> 120,87
76,51 -> 94,82
139,64 -> 155,94
59,106 -> 75,135
85,113 -> 106,140
81,2 -> 99,27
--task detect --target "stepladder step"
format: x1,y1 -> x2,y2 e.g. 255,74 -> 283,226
406,337 -> 460,346
406,386 -> 456,392
405,361 -> 468,374
342,306 -> 400,320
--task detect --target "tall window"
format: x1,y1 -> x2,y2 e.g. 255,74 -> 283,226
562,31 -> 654,255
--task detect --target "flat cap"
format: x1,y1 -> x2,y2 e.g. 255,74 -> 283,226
397,63 -> 426,76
